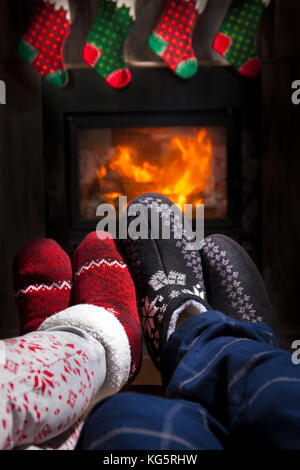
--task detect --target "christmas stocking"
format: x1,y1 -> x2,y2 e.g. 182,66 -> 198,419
213,0 -> 272,78
148,0 -> 207,80
18,0 -> 71,87
83,0 -> 136,89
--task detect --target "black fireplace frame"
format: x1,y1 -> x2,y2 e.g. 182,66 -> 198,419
66,109 -> 239,233
42,67 -> 261,254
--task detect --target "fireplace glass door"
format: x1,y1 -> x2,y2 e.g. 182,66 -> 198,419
77,126 -> 228,221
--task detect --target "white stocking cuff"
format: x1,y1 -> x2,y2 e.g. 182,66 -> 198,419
44,0 -> 71,21
38,304 -> 131,399
193,0 -> 209,14
110,0 -> 137,19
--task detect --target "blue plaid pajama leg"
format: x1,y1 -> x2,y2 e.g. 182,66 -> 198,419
163,311 -> 300,449
75,392 -> 225,450
77,311 -> 300,450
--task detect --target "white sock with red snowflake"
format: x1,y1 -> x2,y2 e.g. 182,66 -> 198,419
0,328 -> 106,450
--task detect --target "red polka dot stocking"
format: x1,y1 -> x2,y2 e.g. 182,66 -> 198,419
148,0 -> 199,79
18,0 -> 71,87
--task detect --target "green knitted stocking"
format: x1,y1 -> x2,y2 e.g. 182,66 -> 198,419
83,0 -> 134,89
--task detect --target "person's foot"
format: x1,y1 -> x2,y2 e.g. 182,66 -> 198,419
121,193 -> 211,370
72,231 -> 142,383
13,239 -> 72,335
40,231 -> 142,396
200,234 -> 285,346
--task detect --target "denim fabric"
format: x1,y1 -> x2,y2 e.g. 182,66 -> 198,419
76,311 -> 300,450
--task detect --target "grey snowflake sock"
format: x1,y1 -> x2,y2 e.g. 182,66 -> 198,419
120,193 -> 211,370
200,234 -> 285,347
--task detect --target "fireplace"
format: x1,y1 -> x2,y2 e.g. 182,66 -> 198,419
77,125 -> 226,220
42,67 -> 260,256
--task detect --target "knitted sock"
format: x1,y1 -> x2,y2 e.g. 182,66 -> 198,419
18,0 -> 71,87
72,232 -> 142,382
148,0 -> 199,79
200,234 -> 286,347
121,193 -> 211,370
13,239 -> 72,335
83,0 -> 135,89
213,0 -> 266,78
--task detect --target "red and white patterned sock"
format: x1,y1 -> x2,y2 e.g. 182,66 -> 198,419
39,232 -> 142,396
13,238 -> 72,335
18,0 -> 71,87
72,232 -> 142,383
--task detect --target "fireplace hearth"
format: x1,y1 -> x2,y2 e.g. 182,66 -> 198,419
43,67 -> 261,257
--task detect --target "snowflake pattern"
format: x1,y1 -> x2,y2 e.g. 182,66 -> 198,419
0,331 -> 100,450
149,270 -> 186,291
201,237 -> 263,323
142,295 -> 167,355
170,290 -> 181,299
142,296 -> 163,340
138,196 -> 205,286
182,284 -> 205,299
123,195 -> 209,366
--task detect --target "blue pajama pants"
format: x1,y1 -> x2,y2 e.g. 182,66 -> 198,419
76,311 -> 300,450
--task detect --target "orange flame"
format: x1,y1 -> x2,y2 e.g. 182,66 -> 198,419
96,129 -> 214,210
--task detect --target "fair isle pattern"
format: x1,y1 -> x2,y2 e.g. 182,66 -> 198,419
75,259 -> 127,278
182,284 -> 205,299
138,195 -> 206,288
142,296 -> 167,354
149,270 -> 186,292
71,232 -> 142,383
14,280 -> 72,297
123,194 -> 210,369
13,238 -> 73,335
141,282 -> 205,353
201,237 -> 263,323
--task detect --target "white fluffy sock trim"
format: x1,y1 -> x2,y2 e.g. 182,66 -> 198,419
167,300 -> 207,340
38,304 -> 131,399
110,0 -> 137,19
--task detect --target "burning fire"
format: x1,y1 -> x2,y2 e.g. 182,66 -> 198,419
96,129 -> 214,210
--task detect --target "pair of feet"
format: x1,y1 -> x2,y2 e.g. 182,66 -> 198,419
13,193 -> 280,385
